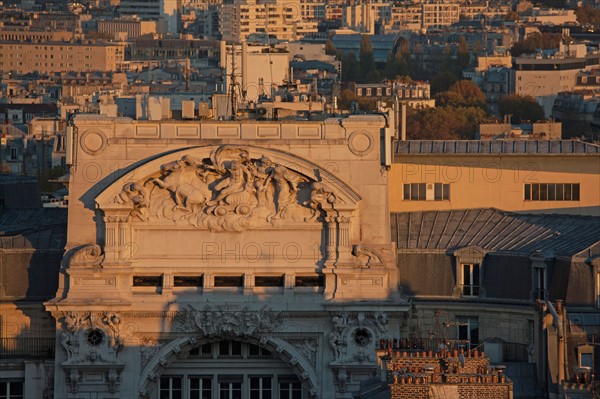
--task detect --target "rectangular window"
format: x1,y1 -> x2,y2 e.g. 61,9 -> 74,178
160,376 -> 182,399
279,379 -> 301,399
248,343 -> 272,357
255,276 -> 284,287
524,183 -> 580,201
249,376 -> 272,399
189,376 -> 212,399
404,183 -> 449,201
0,381 -> 23,399
133,275 -> 162,287
214,276 -> 243,287
9,148 -> 17,161
219,340 -> 242,356
219,378 -> 242,399
457,316 -> 479,348
174,276 -> 203,287
189,343 -> 212,358
533,267 -> 546,300
295,275 -> 324,287
581,352 -> 593,369
462,264 -> 480,297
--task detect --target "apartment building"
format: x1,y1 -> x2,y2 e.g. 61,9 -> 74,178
513,43 -> 600,116
0,28 -> 74,42
0,41 -> 125,74
389,140 -> 600,216
97,18 -> 165,39
351,80 -> 435,108
389,2 -> 460,32
119,0 -> 181,34
220,0 -> 316,42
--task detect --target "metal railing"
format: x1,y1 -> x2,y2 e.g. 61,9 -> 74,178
0,337 -> 55,359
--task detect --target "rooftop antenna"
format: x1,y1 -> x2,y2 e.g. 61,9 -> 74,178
227,44 -> 243,121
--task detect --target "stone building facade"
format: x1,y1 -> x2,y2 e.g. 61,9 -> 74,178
43,114 -> 409,398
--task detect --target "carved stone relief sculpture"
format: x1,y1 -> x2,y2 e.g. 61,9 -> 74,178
171,304 -> 282,337
328,312 -> 389,364
112,146 -> 341,232
57,311 -> 125,394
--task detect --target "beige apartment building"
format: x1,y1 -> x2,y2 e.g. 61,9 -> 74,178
0,41 -> 125,74
389,2 -> 459,32
389,140 -> 600,216
97,19 -> 164,39
220,0 -> 317,42
513,43 -> 600,116
0,28 -> 74,42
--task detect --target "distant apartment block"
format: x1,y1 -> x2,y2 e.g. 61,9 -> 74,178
220,0 -> 316,42
119,0 -> 181,34
390,2 -> 460,32
97,18 -> 164,39
522,8 -> 577,25
0,41 -> 125,74
351,80 -> 435,108
513,43 -> 600,116
0,28 -> 74,42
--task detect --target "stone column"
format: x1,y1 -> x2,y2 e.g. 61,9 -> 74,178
325,216 -> 337,263
336,215 -> 353,264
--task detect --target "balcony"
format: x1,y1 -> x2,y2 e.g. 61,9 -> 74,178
0,337 -> 55,359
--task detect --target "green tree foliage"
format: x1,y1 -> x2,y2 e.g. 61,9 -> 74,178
406,106 -> 488,139
575,5 -> 600,26
498,94 -> 546,123
359,35 -> 376,83
510,32 -> 563,56
339,51 -> 360,83
436,80 -> 486,108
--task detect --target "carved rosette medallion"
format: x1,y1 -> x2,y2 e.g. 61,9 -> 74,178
328,312 -> 389,364
57,311 -> 125,394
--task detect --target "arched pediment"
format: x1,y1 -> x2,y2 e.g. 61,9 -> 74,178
95,145 -> 361,232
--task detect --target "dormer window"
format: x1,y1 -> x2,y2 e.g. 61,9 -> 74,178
530,250 -> 554,302
462,263 -> 480,297
454,246 -> 487,298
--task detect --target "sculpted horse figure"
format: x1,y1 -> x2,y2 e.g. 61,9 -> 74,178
151,159 -> 212,217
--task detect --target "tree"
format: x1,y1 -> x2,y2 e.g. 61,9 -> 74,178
457,36 -> 470,70
505,11 -> 519,21
430,70 -> 459,95
325,39 -> 336,56
510,32 -> 563,56
406,106 -> 489,139
340,51 -> 360,83
576,5 -> 600,26
436,80 -> 486,108
498,94 -> 546,123
359,35 -> 376,83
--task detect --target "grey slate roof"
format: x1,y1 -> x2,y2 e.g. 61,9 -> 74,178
0,208 -> 67,250
391,208 -> 600,257
395,140 -> 600,155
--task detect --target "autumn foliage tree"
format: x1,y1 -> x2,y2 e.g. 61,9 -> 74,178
436,80 -> 486,108
406,106 -> 489,139
498,94 -> 546,123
